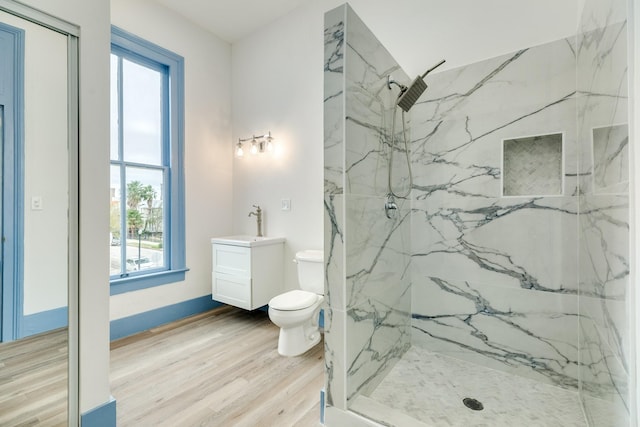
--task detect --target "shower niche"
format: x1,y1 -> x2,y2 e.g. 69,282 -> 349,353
502,133 -> 563,196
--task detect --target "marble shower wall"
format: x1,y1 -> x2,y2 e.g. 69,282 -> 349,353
324,4 -> 412,410
410,38 -> 582,389
577,0 -> 630,424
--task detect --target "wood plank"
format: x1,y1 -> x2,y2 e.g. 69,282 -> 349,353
0,305 -> 326,426
0,329 -> 67,427
111,305 -> 325,426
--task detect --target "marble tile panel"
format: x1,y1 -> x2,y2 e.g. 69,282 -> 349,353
412,38 -> 578,204
323,8 -> 347,411
414,38 -> 576,124
345,194 -> 411,309
324,7 -> 345,195
343,5 -> 409,198
412,102 -> 577,200
579,0 -> 627,33
412,276 -> 580,388
578,194 -> 629,300
577,20 -> 628,99
325,193 -> 345,310
592,123 -> 629,194
580,295 -> 628,366
412,196 -> 578,293
346,289 -> 411,402
324,306 -> 347,410
344,5 -> 404,88
578,312 -> 629,411
344,116 -> 389,197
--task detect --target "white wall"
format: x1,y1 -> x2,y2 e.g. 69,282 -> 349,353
230,0 -> 580,291
231,1 -> 326,291
0,10 -> 69,315
110,0 -> 233,320
22,23 -> 68,315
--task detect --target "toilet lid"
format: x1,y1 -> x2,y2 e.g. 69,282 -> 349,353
269,290 -> 318,311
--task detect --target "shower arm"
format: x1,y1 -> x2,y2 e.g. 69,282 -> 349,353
387,76 -> 407,93
421,59 -> 446,78
387,59 -> 446,92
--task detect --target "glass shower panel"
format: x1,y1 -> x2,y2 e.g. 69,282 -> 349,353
323,3 -> 412,416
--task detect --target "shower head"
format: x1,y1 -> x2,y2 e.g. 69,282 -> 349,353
396,59 -> 446,112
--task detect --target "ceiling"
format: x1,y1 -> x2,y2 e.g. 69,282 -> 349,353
154,0 -> 312,43
152,0 -> 581,77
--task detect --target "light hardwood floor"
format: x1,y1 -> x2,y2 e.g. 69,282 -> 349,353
110,305 -> 324,427
0,328 -> 68,427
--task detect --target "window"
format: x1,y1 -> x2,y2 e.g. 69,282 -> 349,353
110,27 -> 186,294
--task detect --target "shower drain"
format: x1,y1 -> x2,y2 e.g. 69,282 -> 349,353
463,397 -> 484,411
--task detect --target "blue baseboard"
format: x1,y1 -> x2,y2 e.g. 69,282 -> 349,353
81,396 -> 116,427
22,306 -> 68,338
110,295 -> 223,341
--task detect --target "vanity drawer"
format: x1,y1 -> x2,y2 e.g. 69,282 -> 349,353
212,272 -> 251,310
213,244 -> 251,277
211,236 -> 284,310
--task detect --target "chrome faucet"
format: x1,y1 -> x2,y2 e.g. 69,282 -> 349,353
248,205 -> 263,237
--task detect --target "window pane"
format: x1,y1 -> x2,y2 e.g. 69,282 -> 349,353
125,167 -> 164,273
110,54 -> 119,160
110,164 -> 122,275
123,58 -> 162,165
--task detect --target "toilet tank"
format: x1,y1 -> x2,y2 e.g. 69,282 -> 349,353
295,250 -> 324,295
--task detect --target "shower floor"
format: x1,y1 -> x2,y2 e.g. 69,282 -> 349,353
351,346 -> 587,427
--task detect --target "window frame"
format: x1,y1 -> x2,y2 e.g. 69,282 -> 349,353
109,26 -> 186,295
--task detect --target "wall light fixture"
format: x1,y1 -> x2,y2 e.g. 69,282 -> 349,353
236,131 -> 274,157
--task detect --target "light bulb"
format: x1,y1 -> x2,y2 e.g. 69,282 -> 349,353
250,140 -> 258,154
235,142 -> 244,157
266,136 -> 274,152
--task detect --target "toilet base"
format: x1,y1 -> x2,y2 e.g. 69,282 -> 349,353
277,323 -> 322,357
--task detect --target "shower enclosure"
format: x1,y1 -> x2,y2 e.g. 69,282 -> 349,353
323,1 -> 632,426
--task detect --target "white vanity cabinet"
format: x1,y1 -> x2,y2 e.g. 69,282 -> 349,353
211,236 -> 285,310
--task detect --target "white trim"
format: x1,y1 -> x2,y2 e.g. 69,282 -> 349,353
0,0 -> 78,36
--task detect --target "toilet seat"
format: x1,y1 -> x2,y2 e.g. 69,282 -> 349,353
269,290 -> 319,311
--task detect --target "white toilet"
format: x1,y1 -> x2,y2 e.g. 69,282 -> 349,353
268,249 -> 324,356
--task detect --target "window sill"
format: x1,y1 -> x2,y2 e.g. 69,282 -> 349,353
110,268 -> 189,295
